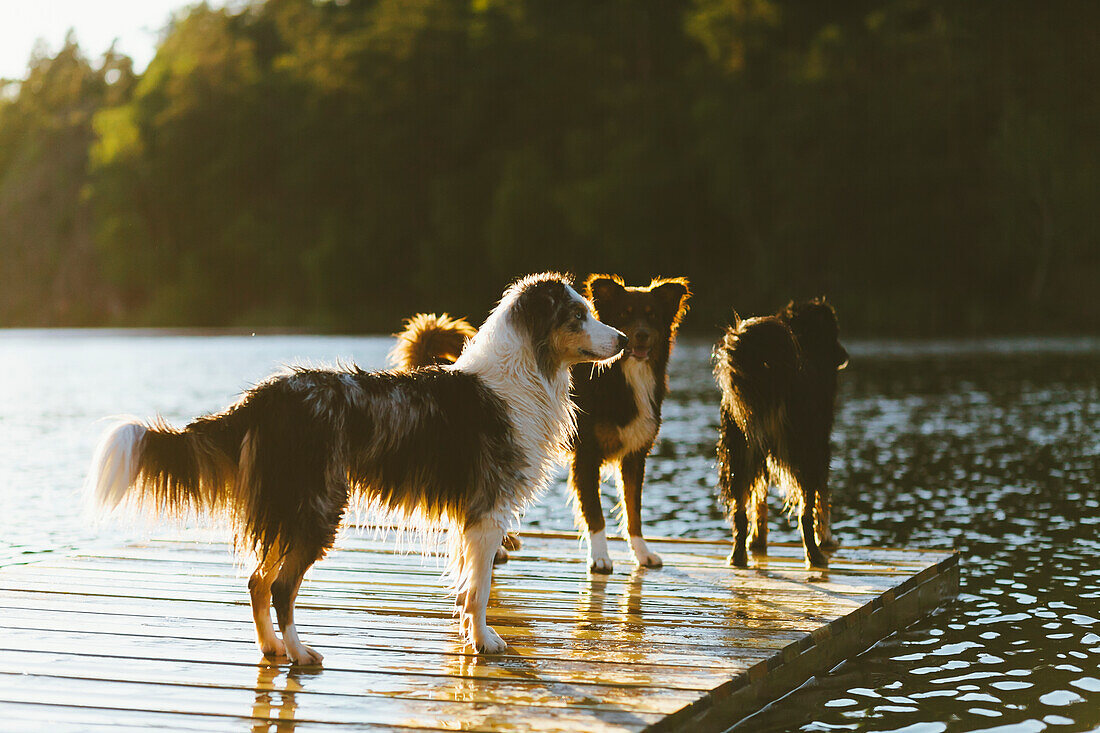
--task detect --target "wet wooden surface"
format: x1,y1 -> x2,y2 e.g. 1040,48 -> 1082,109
0,530 -> 957,731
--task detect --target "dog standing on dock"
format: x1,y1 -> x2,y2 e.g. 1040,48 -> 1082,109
713,297 -> 848,569
393,274 -> 691,573
85,273 -> 627,662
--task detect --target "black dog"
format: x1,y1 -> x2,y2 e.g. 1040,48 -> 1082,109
713,298 -> 848,568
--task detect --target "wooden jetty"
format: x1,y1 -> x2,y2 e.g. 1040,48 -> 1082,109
0,530 -> 957,731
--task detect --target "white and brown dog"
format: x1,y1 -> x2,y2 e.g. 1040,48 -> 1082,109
86,273 -> 626,662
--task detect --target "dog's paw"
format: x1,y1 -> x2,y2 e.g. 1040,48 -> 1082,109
259,637 -> 286,657
806,552 -> 829,570
501,533 -> 522,551
286,642 -> 324,666
469,625 -> 508,654
493,546 -> 510,565
586,529 -> 613,574
588,555 -> 614,574
728,549 -> 749,568
628,536 -> 663,568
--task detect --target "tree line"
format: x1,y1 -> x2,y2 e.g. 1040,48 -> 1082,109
1,0 -> 1097,335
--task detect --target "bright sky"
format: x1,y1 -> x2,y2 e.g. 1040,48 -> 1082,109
0,1 -> 234,81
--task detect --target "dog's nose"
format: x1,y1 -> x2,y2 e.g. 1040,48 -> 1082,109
635,329 -> 651,346
616,332 -> 629,351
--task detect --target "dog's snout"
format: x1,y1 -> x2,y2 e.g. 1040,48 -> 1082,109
635,329 -> 651,346
616,332 -> 629,351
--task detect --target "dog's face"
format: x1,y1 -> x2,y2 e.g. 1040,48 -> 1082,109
585,275 -> 691,363
783,298 -> 848,370
512,274 -> 627,376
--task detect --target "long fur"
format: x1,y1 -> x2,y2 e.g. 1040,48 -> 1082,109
394,273 -> 691,573
714,297 -> 848,569
86,272 -> 626,661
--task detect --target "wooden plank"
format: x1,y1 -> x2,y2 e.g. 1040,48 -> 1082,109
0,674 -> 667,732
0,650 -> 699,713
0,582 -> 858,631
0,609 -> 789,668
0,531 -> 957,732
0,591 -> 808,653
0,569 -> 881,624
0,627 -> 746,690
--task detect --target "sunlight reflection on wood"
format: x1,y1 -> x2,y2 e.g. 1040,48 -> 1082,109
0,530 -> 956,731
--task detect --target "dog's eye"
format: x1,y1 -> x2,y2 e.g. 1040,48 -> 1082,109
574,311 -> 585,321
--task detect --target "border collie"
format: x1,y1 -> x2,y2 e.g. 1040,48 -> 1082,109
713,297 -> 848,569
393,274 -> 691,573
86,273 -> 626,662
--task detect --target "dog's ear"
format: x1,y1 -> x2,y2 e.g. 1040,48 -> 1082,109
584,274 -> 626,307
651,277 -> 691,331
514,277 -> 569,333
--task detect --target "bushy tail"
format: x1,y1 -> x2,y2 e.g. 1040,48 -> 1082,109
86,415 -> 243,520
716,318 -> 799,418
389,313 -> 477,371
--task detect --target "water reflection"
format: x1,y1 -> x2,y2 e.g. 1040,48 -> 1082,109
573,570 -> 648,655
250,662 -> 321,732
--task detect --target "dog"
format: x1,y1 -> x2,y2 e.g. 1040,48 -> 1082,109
85,273 -> 627,662
393,274 -> 691,573
713,297 -> 848,569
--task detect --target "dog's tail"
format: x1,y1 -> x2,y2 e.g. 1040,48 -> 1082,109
389,313 -> 477,371
86,412 -> 246,520
716,318 -> 799,416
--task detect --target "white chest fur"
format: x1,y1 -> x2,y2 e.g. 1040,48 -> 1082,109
616,358 -> 659,456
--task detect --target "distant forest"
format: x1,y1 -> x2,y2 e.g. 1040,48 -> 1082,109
1,0 -> 1097,335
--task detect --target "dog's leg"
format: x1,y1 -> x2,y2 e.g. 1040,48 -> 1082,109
459,517 -> 508,654
718,411 -> 761,568
749,477 -> 769,555
790,465 -> 829,568
271,544 -> 325,665
790,431 -> 831,568
620,450 -> 662,568
798,487 -> 828,568
571,448 -> 612,573
249,549 -> 285,657
816,486 -> 838,551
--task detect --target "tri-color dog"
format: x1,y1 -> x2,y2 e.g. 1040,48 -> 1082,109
713,297 -> 848,569
394,274 -> 691,573
86,273 -> 626,662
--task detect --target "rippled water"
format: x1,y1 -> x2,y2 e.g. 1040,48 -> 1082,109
1,331 -> 1097,731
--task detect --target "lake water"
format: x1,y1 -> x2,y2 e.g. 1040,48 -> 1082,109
1,330 -> 1097,731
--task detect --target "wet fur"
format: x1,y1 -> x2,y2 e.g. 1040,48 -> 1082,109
87,273 -> 626,662
713,297 -> 848,569
394,274 -> 691,573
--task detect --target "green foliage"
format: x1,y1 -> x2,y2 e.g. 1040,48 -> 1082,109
0,0 -> 1097,333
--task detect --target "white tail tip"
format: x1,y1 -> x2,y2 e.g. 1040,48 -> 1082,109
85,419 -> 146,514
